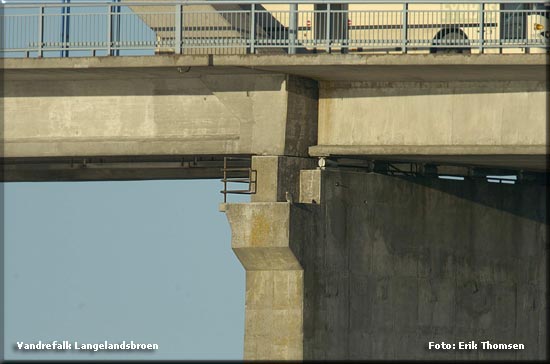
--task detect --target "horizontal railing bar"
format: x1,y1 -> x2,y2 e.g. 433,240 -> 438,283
2,43 -> 542,53
221,167 -> 254,171
220,179 -> 254,183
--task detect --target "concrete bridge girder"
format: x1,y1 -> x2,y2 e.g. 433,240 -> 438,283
2,70 -> 315,158
2,60 -> 319,181
2,54 -> 547,179
312,79 -> 548,172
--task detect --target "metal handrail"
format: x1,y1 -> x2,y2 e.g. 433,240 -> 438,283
2,1 -> 548,6
2,1 -> 549,57
220,157 -> 256,203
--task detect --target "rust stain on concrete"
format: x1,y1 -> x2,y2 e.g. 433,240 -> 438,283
250,212 -> 270,247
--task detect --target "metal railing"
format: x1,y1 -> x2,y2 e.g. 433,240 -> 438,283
1,0 -> 548,57
220,157 -> 256,203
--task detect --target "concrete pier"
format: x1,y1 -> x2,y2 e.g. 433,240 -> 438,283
225,164 -> 547,360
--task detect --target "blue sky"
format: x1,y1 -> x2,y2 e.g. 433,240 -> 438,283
2,1 -> 250,359
4,180 -> 248,360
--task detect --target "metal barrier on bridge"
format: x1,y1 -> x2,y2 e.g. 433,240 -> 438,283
1,0 -> 549,57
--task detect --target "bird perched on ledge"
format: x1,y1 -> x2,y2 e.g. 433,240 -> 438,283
285,191 -> 293,203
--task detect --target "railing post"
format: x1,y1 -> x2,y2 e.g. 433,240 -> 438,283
60,0 -> 70,58
289,3 -> 297,54
479,2 -> 484,53
250,3 -> 255,54
113,0 -> 120,56
175,4 -> 182,54
37,6 -> 44,57
402,2 -> 408,53
223,158 -> 227,203
107,5 -> 112,55
326,3 -> 331,53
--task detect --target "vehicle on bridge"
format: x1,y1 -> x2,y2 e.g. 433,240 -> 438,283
258,1 -> 550,54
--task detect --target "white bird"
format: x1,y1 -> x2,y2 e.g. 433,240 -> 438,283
285,191 -> 293,203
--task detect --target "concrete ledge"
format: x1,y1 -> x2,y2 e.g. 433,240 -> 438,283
1,55 -> 211,70
3,54 -> 547,70
309,145 -> 549,172
225,202 -> 302,271
214,53 -> 549,67
233,247 -> 302,271
3,54 -> 547,82
310,144 -> 549,156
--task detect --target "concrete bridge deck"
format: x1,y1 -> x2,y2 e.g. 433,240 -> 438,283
2,54 -> 548,181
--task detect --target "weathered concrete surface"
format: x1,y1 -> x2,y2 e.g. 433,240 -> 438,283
2,69 -> 318,162
223,156 -> 318,359
224,202 -> 305,360
2,54 -> 547,176
312,80 -> 548,171
251,156 -> 316,203
225,168 -> 546,360
299,169 -> 322,204
3,53 -> 547,82
293,169 -> 547,360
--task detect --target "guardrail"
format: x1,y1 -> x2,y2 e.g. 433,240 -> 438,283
1,1 -> 548,57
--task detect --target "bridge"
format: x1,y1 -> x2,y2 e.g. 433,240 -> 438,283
1,0 -> 548,360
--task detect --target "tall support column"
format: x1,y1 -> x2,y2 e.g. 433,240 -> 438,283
225,202 -> 304,359
223,156 -> 317,360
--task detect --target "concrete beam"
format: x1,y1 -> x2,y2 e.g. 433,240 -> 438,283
2,70 -> 318,167
313,80 -> 548,171
2,54 -> 547,82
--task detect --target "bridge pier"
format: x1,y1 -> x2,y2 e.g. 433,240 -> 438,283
223,156 -> 315,359
225,162 -> 547,360
225,202 -> 305,359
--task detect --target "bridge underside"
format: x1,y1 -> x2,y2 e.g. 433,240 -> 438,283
1,155 -> 252,182
1,54 -> 548,182
311,148 -> 549,172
